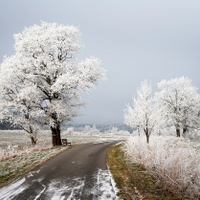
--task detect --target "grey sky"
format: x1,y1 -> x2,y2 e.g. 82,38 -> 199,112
0,0 -> 200,124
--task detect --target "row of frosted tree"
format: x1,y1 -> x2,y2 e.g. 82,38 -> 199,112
0,22 -> 106,146
124,77 -> 200,143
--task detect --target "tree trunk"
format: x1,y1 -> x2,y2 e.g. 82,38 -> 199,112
31,136 -> 37,145
50,112 -> 62,146
137,126 -> 140,136
183,127 -> 188,136
51,124 -> 62,146
146,133 -> 149,143
29,126 -> 37,145
144,128 -> 149,143
176,129 -> 180,137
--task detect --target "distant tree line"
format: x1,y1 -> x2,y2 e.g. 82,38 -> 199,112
62,123 -> 135,133
0,120 -> 21,130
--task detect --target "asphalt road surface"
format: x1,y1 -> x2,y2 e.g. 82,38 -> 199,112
0,141 -> 121,200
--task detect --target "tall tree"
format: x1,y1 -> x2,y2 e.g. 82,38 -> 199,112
156,77 -> 200,137
0,22 -> 106,146
124,80 -> 159,143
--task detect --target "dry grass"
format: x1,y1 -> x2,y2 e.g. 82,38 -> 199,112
107,144 -> 185,200
0,146 -> 71,189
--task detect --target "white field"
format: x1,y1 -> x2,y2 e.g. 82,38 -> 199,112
0,130 -> 129,159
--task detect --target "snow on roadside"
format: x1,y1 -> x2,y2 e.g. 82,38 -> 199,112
44,178 -> 86,200
0,168 -> 119,199
91,168 -> 117,200
44,169 -> 117,199
107,165 -> 119,198
0,178 -> 27,200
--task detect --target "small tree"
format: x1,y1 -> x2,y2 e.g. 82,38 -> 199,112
124,98 -> 142,136
0,22 -> 106,146
111,127 -> 118,134
0,60 -> 42,144
66,127 -> 74,135
90,124 -> 99,133
83,125 -> 91,133
156,77 -> 200,137
124,80 -> 159,143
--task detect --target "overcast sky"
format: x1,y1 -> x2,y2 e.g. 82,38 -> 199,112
0,0 -> 200,124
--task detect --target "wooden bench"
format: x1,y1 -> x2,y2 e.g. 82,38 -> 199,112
61,139 -> 71,146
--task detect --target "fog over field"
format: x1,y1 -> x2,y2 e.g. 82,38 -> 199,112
0,0 -> 200,124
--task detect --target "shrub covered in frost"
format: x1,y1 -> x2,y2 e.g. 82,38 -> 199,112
0,142 -> 52,161
66,127 -> 74,135
124,136 -> 200,199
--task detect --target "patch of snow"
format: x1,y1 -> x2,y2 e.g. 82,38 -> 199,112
0,177 -> 28,200
26,170 -> 40,179
33,177 -> 44,183
112,141 -> 124,147
0,169 -> 119,199
91,169 -> 117,200
34,184 -> 46,200
107,165 -> 119,197
93,142 -> 105,144
27,172 -> 33,178
44,178 -> 85,199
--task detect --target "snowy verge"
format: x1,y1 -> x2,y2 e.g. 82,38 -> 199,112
107,165 -> 120,199
124,135 -> 200,199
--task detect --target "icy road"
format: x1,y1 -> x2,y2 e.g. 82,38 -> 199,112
0,141 -> 120,200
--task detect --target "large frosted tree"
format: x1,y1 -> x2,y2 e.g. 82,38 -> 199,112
0,22 -> 105,146
156,77 -> 200,137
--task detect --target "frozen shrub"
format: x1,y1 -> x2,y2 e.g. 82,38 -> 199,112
66,127 -> 74,135
124,136 -> 200,199
83,125 -> 91,133
90,124 -> 99,133
111,127 -> 118,134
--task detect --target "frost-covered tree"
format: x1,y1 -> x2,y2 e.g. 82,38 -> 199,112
83,125 -> 91,133
124,98 -> 142,136
154,107 -> 167,136
0,56 -> 43,144
90,124 -> 99,133
110,127 -> 118,134
0,22 -> 106,146
124,80 -> 159,143
66,127 -> 74,135
156,77 -> 200,137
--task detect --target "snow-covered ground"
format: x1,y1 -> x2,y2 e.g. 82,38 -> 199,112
0,130 -> 129,161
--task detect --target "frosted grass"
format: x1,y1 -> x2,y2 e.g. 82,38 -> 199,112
124,135 -> 200,199
0,130 -> 128,161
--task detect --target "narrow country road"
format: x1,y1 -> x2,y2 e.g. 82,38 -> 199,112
0,141 -> 120,200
